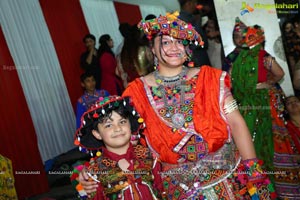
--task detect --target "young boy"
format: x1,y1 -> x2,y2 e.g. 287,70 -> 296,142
76,72 -> 109,129
72,96 -> 162,199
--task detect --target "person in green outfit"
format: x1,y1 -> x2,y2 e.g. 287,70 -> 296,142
228,19 -> 300,199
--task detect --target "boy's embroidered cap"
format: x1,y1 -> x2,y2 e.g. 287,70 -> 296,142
137,11 -> 204,47
74,96 -> 145,154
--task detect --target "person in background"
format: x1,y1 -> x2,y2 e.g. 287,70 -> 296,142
80,34 -> 101,89
281,96 -> 300,199
98,34 -> 123,95
228,19 -> 300,198
204,17 -> 224,69
222,17 -> 248,73
281,18 -> 300,96
285,96 -> 300,153
76,71 -> 109,129
0,155 -> 17,199
286,16 -> 300,75
145,14 -> 156,20
293,60 -> 300,94
281,20 -> 294,73
116,24 -> 153,88
178,0 -> 210,67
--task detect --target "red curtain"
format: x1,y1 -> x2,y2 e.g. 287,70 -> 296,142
0,27 -> 49,199
40,0 -> 90,111
114,2 -> 142,25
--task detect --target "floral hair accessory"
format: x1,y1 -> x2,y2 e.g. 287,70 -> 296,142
137,11 -> 204,47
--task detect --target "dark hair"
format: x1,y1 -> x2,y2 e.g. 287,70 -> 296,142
92,105 -> 132,131
83,34 -> 96,43
178,0 -> 190,7
203,17 -> 221,41
120,25 -> 143,73
98,34 -> 114,57
145,14 -> 156,20
291,15 -> 300,24
75,96 -> 146,153
282,19 -> 293,32
283,95 -> 300,120
80,71 -> 95,82
85,98 -> 140,133
119,23 -> 132,38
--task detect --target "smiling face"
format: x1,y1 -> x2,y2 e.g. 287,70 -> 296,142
153,35 -> 186,69
92,111 -> 131,154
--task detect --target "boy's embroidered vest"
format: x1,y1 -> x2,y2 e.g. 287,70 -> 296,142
88,145 -> 155,199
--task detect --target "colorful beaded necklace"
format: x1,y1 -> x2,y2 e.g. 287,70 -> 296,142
154,66 -> 188,129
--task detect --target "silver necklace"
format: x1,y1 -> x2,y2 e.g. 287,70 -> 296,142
154,67 -> 188,129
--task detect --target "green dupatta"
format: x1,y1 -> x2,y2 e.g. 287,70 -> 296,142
231,44 -> 274,174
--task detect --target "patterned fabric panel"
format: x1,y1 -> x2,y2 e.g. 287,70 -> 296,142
150,75 -> 209,160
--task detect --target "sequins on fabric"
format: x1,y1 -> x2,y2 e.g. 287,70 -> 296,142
151,75 -> 196,126
87,145 -> 155,199
150,75 -> 208,161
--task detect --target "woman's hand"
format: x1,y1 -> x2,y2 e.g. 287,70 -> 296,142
78,169 -> 98,196
256,82 -> 272,89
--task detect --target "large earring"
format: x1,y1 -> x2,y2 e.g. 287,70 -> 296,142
184,48 -> 194,67
154,56 -> 158,70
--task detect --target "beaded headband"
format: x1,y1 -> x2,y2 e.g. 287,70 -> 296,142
74,96 -> 145,155
138,11 -> 204,47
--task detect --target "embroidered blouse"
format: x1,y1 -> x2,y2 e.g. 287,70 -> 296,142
123,66 -> 232,164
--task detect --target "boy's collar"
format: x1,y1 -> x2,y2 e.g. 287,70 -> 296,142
85,90 -> 96,96
103,143 -> 134,162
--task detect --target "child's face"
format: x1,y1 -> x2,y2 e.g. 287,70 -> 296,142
81,76 -> 96,92
92,111 -> 131,153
